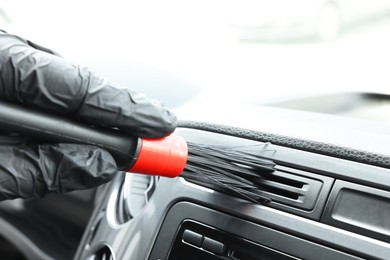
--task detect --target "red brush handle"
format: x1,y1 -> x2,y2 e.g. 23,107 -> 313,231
130,136 -> 188,177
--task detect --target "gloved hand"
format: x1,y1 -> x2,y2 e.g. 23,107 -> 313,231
0,31 -> 177,200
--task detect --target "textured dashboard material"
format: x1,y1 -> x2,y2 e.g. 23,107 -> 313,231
178,120 -> 390,169
75,127 -> 390,260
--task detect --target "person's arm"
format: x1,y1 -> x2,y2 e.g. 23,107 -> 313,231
0,31 -> 177,200
0,31 -> 177,137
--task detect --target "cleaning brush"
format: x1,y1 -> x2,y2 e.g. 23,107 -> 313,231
0,100 -> 188,178
0,100 -> 276,204
182,142 -> 276,204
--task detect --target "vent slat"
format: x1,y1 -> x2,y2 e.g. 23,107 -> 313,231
184,142 -> 325,210
253,179 -> 305,195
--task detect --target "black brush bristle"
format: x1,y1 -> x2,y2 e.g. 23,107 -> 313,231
182,142 -> 276,204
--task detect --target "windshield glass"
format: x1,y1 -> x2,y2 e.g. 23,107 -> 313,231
1,0 -> 390,120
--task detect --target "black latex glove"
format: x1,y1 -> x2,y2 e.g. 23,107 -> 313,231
0,31 -> 177,200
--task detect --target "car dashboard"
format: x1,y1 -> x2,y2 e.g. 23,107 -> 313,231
1,103 -> 390,260
76,106 -> 390,260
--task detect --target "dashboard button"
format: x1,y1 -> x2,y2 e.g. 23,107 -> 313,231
202,237 -> 226,255
182,230 -> 203,247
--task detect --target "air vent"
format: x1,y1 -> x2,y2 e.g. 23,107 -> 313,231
86,245 -> 115,260
116,173 -> 157,224
254,166 -> 324,211
182,142 -> 334,219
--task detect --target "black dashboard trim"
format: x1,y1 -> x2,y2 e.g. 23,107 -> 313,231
178,120 -> 390,169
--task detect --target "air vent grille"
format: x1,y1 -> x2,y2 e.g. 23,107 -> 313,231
253,166 -> 323,210
116,174 -> 157,224
86,245 -> 114,260
182,142 -> 333,214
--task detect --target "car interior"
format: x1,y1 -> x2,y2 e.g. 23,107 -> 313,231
0,1 -> 390,260
1,92 -> 390,260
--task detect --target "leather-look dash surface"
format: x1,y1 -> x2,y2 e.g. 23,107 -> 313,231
178,120 -> 390,169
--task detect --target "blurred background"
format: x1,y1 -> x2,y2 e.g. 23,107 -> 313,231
1,0 -> 390,120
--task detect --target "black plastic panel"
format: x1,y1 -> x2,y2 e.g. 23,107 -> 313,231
149,202 -> 361,260
322,180 -> 390,242
183,163 -> 333,220
168,221 -> 296,260
75,128 -> 390,260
